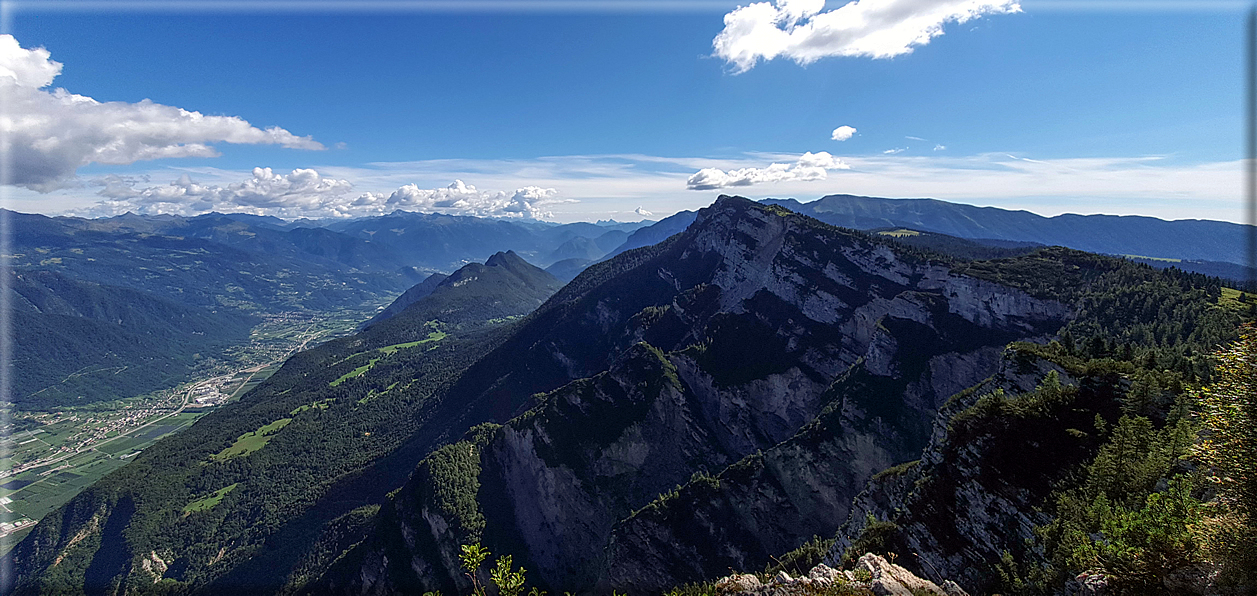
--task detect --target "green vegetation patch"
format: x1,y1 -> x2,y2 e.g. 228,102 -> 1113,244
878,229 -> 921,238
329,359 -> 379,387
1219,286 -> 1256,312
1122,254 -> 1181,263
357,381 -> 400,405
183,483 -> 239,513
419,433 -> 492,540
330,331 -> 448,387
291,399 -> 335,415
210,418 -> 292,461
871,459 -> 919,482
377,330 -> 447,355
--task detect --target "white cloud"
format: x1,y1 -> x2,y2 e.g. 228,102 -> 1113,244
934,144 -> 946,151
0,35 -> 61,88
713,0 -> 1022,73
87,168 -> 353,218
79,168 -> 569,220
355,180 -> 569,219
24,151 -> 1240,224
687,151 -> 849,190
634,206 -> 654,216
0,35 -> 323,192
906,135 -> 927,141
831,125 -> 857,141
884,147 -> 906,154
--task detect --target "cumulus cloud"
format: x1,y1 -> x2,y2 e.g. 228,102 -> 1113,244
831,125 -> 857,141
88,168 -> 353,218
934,144 -> 946,151
0,35 -> 323,192
687,151 -> 849,190
713,0 -> 1021,73
634,206 -> 654,216
81,168 -> 568,220
354,180 -> 568,219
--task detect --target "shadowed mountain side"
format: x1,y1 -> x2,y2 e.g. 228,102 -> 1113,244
10,269 -> 257,407
544,258 -> 594,283
360,273 -> 450,329
602,210 -> 699,260
319,196 -> 1074,594
382,251 -> 562,326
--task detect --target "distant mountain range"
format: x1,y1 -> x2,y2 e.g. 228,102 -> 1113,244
6,209 -> 644,407
764,194 -> 1251,267
322,211 -> 649,271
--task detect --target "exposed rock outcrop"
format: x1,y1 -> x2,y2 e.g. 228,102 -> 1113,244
709,555 -> 969,596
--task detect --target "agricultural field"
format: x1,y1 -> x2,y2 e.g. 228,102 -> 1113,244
0,411 -> 205,550
0,305 -> 383,552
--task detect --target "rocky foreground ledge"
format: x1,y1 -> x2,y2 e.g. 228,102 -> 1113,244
711,553 -> 970,596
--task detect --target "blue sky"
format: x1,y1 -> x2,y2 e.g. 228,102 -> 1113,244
2,0 -> 1248,222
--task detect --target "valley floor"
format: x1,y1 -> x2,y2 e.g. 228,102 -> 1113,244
0,305 -> 382,552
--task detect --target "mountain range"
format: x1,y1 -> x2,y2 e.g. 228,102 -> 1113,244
765,194 -> 1251,267
6,210 -> 645,407
9,196 -> 1246,595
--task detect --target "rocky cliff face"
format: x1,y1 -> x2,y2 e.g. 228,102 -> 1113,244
823,347 -> 1124,594
599,346 -> 1007,594
329,197 -> 1073,594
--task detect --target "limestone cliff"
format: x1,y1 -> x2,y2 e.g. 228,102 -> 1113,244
328,197 -> 1072,594
824,347 -> 1126,594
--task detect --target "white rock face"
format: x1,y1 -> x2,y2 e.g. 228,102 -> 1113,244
707,556 -> 967,596
925,273 -> 1071,330
859,552 -> 952,596
139,550 -> 169,583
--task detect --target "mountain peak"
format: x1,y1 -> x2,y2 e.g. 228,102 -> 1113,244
485,249 -> 519,267
686,195 -> 799,244
711,194 -> 759,209
702,195 -> 795,221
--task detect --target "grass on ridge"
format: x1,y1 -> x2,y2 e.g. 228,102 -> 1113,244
210,419 -> 292,461
329,330 -> 448,387
184,483 -> 239,513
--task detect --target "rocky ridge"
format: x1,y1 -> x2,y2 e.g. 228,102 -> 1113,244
327,196 -> 1074,595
